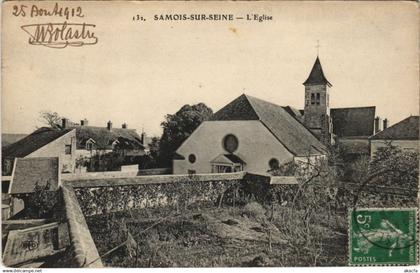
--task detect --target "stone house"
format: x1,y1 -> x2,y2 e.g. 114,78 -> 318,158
369,116 -> 419,158
2,128 -> 76,176
8,157 -> 60,218
60,119 -> 145,169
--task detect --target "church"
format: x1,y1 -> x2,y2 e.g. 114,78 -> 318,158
173,56 -> 383,175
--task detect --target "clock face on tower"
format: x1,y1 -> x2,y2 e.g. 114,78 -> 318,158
223,134 -> 239,153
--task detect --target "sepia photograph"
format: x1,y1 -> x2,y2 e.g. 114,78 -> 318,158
1,0 -> 419,270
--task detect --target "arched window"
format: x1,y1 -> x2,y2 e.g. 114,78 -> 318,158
269,158 -> 280,170
188,154 -> 196,164
223,134 -> 239,153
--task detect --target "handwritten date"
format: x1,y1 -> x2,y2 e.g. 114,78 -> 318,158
12,3 -> 84,20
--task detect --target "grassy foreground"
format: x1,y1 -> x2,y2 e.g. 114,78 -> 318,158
87,203 -> 348,267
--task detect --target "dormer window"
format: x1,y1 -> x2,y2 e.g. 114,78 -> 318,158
85,138 -> 96,151
86,142 -> 93,151
112,140 -> 119,150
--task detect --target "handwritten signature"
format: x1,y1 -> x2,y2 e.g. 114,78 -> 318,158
21,21 -> 98,49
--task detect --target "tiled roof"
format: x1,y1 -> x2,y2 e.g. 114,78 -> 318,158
73,126 -> 144,150
370,116 -> 419,140
224,154 -> 246,165
210,154 -> 246,165
2,128 -> 73,158
330,107 -> 376,137
9,157 -> 59,195
211,94 -> 259,121
282,106 -> 304,122
211,94 -> 327,156
303,57 -> 332,86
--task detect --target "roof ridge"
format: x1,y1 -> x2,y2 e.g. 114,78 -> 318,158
369,115 -> 419,140
244,94 -> 327,155
245,95 -> 321,139
331,106 -> 376,110
242,94 -> 262,120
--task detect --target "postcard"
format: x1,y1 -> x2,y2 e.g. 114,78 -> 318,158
1,0 -> 418,270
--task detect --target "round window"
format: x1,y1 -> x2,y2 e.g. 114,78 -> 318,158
188,154 -> 196,164
269,158 -> 280,170
223,134 -> 239,153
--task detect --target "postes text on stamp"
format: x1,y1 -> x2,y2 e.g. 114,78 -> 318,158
349,208 -> 418,266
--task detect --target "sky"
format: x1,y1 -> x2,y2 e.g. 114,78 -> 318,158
2,1 -> 418,136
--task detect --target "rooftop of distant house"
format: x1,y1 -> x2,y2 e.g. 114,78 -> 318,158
62,119 -> 145,150
370,116 -> 419,140
2,128 -> 74,158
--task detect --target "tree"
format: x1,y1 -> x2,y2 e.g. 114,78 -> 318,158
147,137 -> 161,166
27,181 -> 58,218
369,142 -> 418,189
39,110 -> 62,129
157,103 -> 213,167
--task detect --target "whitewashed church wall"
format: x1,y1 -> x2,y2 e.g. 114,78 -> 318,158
173,120 -> 294,174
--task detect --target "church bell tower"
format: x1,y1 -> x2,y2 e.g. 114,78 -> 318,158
303,56 -> 332,145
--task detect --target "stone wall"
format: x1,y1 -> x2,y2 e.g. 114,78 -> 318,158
72,172 -> 245,216
61,184 -> 103,267
28,130 -> 77,173
138,168 -> 171,176
59,171 -> 417,268
61,168 -> 172,182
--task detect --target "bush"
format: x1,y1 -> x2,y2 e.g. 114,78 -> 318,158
241,202 -> 267,221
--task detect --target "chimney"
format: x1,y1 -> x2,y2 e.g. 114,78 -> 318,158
374,116 -> 381,133
383,118 -> 388,130
80,119 -> 89,126
107,121 -> 112,131
62,118 -> 69,129
141,132 -> 146,145
122,123 -> 127,129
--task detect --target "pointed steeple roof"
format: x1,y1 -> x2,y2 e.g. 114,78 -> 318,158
303,57 -> 332,87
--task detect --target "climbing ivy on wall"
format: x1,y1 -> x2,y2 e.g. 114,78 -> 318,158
74,178 -> 243,216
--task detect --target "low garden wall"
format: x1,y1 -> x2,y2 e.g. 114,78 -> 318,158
59,171 -> 417,267
138,168 -> 172,176
61,184 -> 103,267
71,172 -> 246,216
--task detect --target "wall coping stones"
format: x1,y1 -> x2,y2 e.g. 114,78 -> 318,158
62,171 -> 140,181
64,172 -> 246,188
61,184 -> 103,268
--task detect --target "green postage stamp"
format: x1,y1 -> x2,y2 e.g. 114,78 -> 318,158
349,208 -> 418,266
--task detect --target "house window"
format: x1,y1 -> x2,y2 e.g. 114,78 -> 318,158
65,145 -> 72,155
86,142 -> 93,151
223,134 -> 239,153
316,93 -> 321,105
112,140 -> 119,150
188,154 -> 196,163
